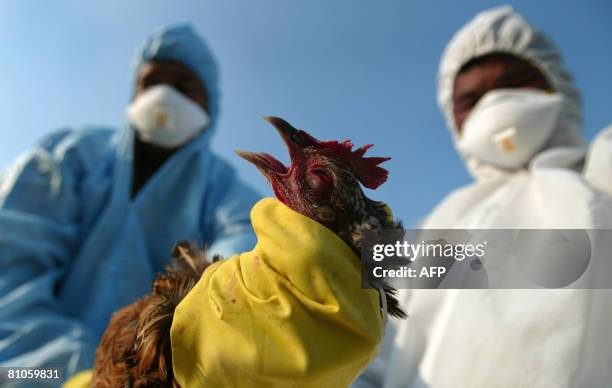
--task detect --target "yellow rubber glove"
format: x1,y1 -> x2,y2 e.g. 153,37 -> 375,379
62,370 -> 92,388
64,198 -> 383,387
171,198 -> 382,387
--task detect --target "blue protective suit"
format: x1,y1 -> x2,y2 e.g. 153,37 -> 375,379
0,24 -> 260,383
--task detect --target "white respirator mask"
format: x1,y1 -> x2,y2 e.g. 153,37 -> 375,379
457,89 -> 564,169
126,84 -> 210,148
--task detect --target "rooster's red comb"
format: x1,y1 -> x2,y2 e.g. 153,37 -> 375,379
299,130 -> 391,189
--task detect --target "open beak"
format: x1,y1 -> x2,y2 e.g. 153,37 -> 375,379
235,116 -> 302,177
263,116 -> 299,155
234,150 -> 288,176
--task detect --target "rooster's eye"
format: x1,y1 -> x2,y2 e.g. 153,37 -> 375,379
306,170 -> 332,194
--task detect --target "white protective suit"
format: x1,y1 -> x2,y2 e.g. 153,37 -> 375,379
355,6 -> 612,388
585,125 -> 612,195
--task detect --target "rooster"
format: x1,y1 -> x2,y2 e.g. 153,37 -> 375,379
91,116 -> 405,387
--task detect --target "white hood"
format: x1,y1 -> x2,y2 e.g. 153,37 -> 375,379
437,5 -> 585,177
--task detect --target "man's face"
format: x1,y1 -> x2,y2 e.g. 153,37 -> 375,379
135,60 -> 209,113
452,53 -> 551,133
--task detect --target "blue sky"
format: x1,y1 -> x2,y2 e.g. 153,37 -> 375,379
0,1 -> 609,225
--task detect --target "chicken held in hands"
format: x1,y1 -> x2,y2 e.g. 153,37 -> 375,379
90,116 -> 405,387
236,116 -> 405,318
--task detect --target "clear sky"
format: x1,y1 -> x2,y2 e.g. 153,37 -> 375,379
0,1 -> 609,225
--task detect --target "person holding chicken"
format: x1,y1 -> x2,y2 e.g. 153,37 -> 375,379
0,24 -> 260,383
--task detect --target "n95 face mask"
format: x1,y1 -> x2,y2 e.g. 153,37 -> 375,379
457,89 -> 564,169
127,84 -> 210,148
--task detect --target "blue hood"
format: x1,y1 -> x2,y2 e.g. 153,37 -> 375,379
132,23 -> 220,135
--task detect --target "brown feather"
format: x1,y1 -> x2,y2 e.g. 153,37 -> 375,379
92,241 -> 212,387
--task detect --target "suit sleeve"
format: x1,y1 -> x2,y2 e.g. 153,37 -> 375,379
201,155 -> 261,258
0,131 -> 98,386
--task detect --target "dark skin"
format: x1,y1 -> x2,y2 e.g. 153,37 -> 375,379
452,53 -> 552,133
134,60 -> 209,111
131,60 -> 209,197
